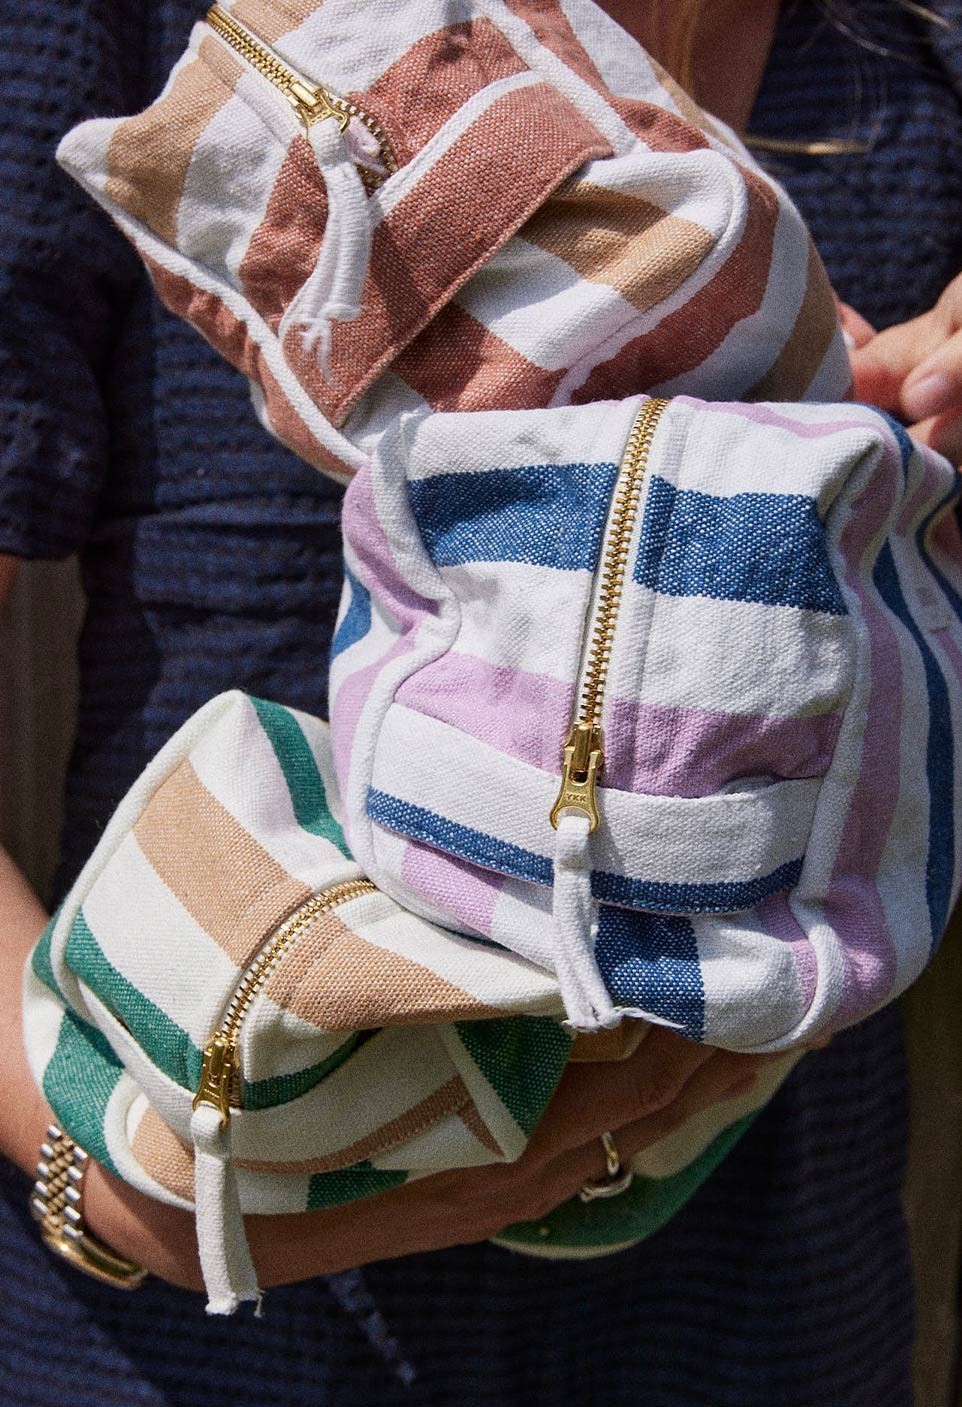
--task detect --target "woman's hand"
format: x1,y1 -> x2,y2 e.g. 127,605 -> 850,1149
75,1025 -> 772,1293
842,279 -> 962,463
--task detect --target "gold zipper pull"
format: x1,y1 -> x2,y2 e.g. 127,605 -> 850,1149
193,1033 -> 236,1128
286,79 -> 349,131
550,723 -> 604,833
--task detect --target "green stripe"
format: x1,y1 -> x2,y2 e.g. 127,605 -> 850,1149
242,1034 -> 361,1110
249,695 -> 350,856
454,1017 -> 571,1136
42,1010 -> 123,1175
495,1112 -> 757,1252
307,1162 -> 407,1210
66,913 -> 202,1091
31,913 -> 65,1002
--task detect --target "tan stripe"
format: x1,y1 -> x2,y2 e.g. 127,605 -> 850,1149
262,910 -> 496,1030
231,0 -> 325,45
524,181 -> 716,314
131,1106 -> 195,1203
105,37 -> 244,249
133,758 -> 310,965
395,303 -> 566,412
236,1074 -> 469,1173
571,163 -> 779,403
459,1103 -> 505,1158
286,81 -> 610,425
746,239 -> 841,401
141,255 -> 356,480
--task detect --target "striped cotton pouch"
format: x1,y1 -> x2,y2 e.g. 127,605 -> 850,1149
43,0 -> 962,1312
23,691 -> 797,1312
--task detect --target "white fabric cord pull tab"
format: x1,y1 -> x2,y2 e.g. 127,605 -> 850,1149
277,118 -> 373,381
190,1102 -> 263,1316
553,812 -> 618,1032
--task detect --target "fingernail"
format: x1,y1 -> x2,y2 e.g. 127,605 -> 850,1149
903,371 -> 957,421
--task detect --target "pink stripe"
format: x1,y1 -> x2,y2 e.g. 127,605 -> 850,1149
681,397 -> 882,441
603,698 -> 842,796
400,839 -> 503,938
331,635 -> 415,814
395,652 -> 574,773
896,447 -> 947,537
343,467 -> 438,632
754,891 -> 818,1014
825,434 -> 904,1023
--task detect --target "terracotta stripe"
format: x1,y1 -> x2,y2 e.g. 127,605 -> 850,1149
523,180 -> 716,314
503,0 -> 608,94
142,256 -> 356,480
262,910 -> 495,1030
231,0 -> 325,45
395,303 -> 565,412
284,81 -> 610,424
131,1107 -> 195,1203
571,163 -> 779,403
352,18 -> 528,166
459,1104 -> 505,1158
236,1074 -> 469,1173
745,239 -> 841,401
133,758 -> 310,965
105,38 -> 245,250
238,135 -> 329,331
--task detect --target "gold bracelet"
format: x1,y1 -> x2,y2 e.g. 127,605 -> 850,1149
29,1124 -> 147,1289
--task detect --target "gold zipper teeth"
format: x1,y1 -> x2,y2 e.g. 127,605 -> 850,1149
194,877 -> 377,1122
549,397 -> 669,834
204,4 -> 397,185
578,397 -> 669,726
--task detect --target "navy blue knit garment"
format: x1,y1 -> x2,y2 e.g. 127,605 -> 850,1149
3,1 -> 961,1402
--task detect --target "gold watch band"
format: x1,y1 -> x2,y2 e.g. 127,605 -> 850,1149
30,1124 -> 147,1290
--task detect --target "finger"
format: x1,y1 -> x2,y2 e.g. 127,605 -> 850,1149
529,1024 -> 715,1158
908,410 -> 962,467
836,300 -> 876,351
901,327 -> 962,424
614,1048 -> 773,1162
850,311 -> 945,411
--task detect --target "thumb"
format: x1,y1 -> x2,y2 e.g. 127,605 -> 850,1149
850,310 -> 944,411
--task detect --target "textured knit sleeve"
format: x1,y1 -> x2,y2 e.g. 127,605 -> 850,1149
0,0 -> 145,559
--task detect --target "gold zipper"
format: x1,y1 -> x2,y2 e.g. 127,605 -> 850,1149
205,4 -> 398,186
550,397 -> 669,834
193,877 -> 377,1126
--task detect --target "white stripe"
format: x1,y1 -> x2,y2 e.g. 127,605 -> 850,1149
189,694 -> 361,889
608,584 -> 853,719
445,559 -> 592,684
21,965 -> 66,1089
373,1109 -> 500,1171
228,1025 -> 457,1162
81,832 -> 239,1046
405,395 -> 641,481
374,703 -> 820,889
693,912 -> 808,1049
177,80 -> 289,290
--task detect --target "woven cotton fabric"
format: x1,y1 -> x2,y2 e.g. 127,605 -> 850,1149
4,0 -> 961,1399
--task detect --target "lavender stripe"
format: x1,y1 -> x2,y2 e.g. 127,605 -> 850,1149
400,838 -> 503,938
603,697 -> 842,795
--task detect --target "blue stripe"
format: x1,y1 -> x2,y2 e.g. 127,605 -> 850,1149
872,540 -> 954,952
595,907 -> 705,1039
591,858 -> 804,914
634,477 -> 846,613
407,462 -> 618,570
367,789 -> 553,885
331,565 -> 371,659
368,790 -> 803,913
